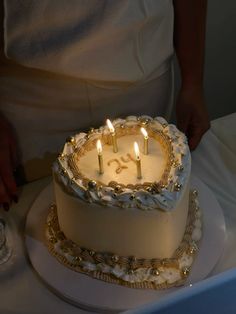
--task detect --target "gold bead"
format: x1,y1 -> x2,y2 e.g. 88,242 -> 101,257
58,152 -> 65,159
192,189 -> 198,197
88,180 -> 97,190
174,182 -> 182,191
188,242 -> 198,255
74,256 -> 82,263
139,117 -> 151,126
61,168 -> 67,176
111,255 -> 119,263
161,259 -> 167,266
146,186 -> 155,194
49,236 -> 56,243
115,185 -> 122,193
66,136 -> 76,146
127,269 -> 135,275
89,127 -> 95,134
129,194 -> 135,201
151,268 -> 160,276
89,250 -> 95,256
182,267 -> 190,277
178,165 -> 184,172
189,246 -> 197,255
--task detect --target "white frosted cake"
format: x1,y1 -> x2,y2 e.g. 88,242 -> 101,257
46,116 -> 202,289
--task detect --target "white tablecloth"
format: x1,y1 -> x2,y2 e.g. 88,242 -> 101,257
0,113 -> 236,314
192,113 -> 236,274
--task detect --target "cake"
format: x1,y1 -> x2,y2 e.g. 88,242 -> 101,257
46,115 -> 202,289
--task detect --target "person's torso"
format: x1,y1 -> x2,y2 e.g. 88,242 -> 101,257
4,0 -> 174,84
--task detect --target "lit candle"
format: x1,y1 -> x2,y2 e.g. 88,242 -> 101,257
106,119 -> 118,153
96,140 -> 104,174
141,127 -> 149,155
134,141 -> 142,179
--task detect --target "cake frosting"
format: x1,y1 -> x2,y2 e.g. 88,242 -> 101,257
46,115 -> 202,289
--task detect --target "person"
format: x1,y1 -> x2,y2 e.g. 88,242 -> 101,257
0,0 -> 210,210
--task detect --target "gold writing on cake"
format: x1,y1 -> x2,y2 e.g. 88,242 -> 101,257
107,159 -> 128,174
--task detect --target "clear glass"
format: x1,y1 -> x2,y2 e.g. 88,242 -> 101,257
0,217 -> 12,265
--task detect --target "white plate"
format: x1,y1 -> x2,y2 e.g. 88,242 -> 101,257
24,176 -> 226,313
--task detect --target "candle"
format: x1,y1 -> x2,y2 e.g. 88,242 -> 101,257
96,140 -> 104,174
106,119 -> 118,153
134,141 -> 142,179
141,127 -> 149,155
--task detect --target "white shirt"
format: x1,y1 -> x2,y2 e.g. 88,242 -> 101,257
4,0 -> 174,84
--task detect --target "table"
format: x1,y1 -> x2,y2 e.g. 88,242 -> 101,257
192,113 -> 236,274
1,113 -> 236,314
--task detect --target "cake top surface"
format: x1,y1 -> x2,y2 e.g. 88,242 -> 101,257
53,115 -> 191,211
78,133 -> 165,185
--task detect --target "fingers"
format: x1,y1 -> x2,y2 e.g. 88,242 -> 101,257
0,143 -> 18,210
188,126 -> 204,151
187,120 -> 210,151
0,178 -> 10,211
0,115 -> 18,210
0,148 -> 17,194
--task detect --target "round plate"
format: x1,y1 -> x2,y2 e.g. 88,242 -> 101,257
24,176 -> 226,313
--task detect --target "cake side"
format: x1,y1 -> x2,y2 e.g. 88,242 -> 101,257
54,173 -> 190,259
46,189 -> 202,290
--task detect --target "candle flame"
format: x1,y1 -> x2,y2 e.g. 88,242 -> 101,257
134,142 -> 140,159
141,127 -> 148,138
96,139 -> 102,154
106,119 -> 115,133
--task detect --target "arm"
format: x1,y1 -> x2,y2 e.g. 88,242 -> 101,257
0,114 -> 18,210
0,0 -> 18,210
173,0 -> 210,150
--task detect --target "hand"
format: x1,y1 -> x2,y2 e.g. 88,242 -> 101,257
176,86 -> 210,151
0,114 -> 18,210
